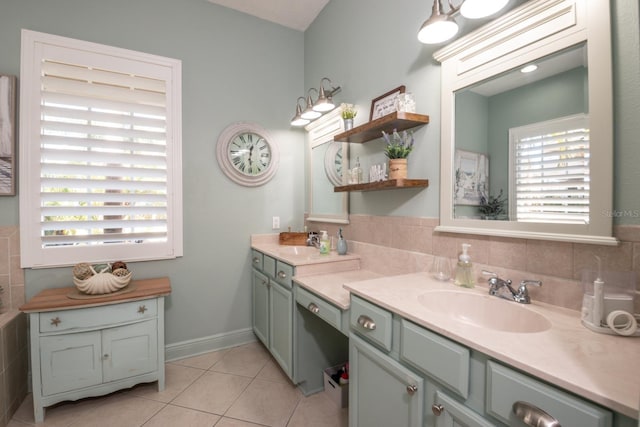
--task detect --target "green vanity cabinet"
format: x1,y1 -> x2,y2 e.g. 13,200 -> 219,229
251,250 -> 294,379
350,333 -> 424,427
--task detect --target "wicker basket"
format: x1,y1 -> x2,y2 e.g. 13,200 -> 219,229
74,270 -> 132,295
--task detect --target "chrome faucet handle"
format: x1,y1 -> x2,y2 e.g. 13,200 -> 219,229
514,280 -> 542,304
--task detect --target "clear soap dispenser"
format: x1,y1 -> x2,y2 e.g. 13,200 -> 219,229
454,243 -> 475,288
319,230 -> 330,255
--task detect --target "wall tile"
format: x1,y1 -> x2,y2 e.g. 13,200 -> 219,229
526,240 -> 573,279
488,237 -> 527,270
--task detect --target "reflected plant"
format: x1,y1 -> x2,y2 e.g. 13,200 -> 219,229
479,189 -> 507,218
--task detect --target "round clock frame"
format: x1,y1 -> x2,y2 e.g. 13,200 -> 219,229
216,122 -> 280,187
324,141 -> 343,186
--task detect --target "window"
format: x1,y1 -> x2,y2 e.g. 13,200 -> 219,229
509,114 -> 589,224
20,30 -> 183,268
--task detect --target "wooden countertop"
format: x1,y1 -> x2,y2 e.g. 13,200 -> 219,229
20,277 -> 172,313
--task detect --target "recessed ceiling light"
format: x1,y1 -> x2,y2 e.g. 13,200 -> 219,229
521,64 -> 538,73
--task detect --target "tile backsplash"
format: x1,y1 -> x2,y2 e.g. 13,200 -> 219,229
307,214 -> 640,312
0,226 -> 24,313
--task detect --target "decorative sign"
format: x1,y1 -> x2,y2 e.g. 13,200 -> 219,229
370,85 -> 406,121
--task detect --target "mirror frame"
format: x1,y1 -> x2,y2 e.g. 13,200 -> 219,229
434,0 -> 617,245
306,108 -> 349,224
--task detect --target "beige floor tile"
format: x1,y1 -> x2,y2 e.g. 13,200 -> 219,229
69,393 -> 164,427
286,392 -> 348,427
171,371 -> 251,415
255,359 -> 291,384
225,379 -> 301,427
144,404 -> 220,427
214,418 -> 265,427
210,342 -> 271,377
126,363 -> 205,402
170,348 -> 231,370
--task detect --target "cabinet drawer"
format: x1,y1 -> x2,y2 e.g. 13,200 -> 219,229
350,295 -> 392,351
486,361 -> 612,427
264,255 -> 276,278
40,299 -> 158,333
274,260 -> 294,289
400,319 -> 470,399
251,250 -> 263,271
296,286 -> 342,330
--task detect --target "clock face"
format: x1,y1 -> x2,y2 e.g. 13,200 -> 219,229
217,122 -> 279,187
324,141 -> 344,186
228,132 -> 272,176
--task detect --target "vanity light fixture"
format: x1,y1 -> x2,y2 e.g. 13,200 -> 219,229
520,64 -> 538,73
291,77 -> 342,127
418,0 -> 509,44
290,96 -> 310,127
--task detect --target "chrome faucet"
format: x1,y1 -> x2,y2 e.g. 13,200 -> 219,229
482,270 -> 542,304
306,232 -> 320,248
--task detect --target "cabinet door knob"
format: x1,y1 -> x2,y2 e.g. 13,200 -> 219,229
50,317 -> 61,327
253,257 -> 260,264
261,279 -> 268,286
357,315 -> 376,330
512,401 -> 561,427
431,404 -> 444,416
307,302 -> 320,314
406,384 -> 418,396
138,305 -> 147,314
277,271 -> 287,279
103,354 -> 109,360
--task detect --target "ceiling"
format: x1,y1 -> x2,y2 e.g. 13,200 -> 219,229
207,0 -> 331,31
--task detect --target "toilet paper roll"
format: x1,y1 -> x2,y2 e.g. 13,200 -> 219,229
605,310 -> 638,336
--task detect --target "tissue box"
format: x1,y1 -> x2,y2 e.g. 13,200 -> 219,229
323,364 -> 349,408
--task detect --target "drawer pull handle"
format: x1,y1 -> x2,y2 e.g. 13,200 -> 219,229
357,315 -> 376,330
512,401 -> 561,427
138,305 -> 147,314
431,404 -> 444,416
253,257 -> 260,264
50,317 -> 61,327
307,302 -> 320,314
406,384 -> 418,396
103,354 -> 109,360
277,271 -> 287,279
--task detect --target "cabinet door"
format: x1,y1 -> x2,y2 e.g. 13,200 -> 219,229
433,390 -> 495,427
252,269 -> 270,346
103,319 -> 158,383
40,331 -> 102,396
350,334 -> 423,427
269,281 -> 293,378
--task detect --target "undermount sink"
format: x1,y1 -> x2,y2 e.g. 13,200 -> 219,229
417,290 -> 552,333
276,246 -> 319,257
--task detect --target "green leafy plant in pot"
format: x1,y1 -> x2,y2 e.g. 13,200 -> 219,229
478,189 -> 507,220
382,129 -> 414,180
341,103 -> 357,130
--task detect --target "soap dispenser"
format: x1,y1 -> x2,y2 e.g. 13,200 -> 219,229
454,243 -> 475,288
337,228 -> 348,255
319,230 -> 330,255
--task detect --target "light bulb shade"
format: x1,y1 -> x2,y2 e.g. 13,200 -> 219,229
418,16 -> 459,44
460,0 -> 509,19
301,94 -> 322,120
291,97 -> 310,127
313,80 -> 337,112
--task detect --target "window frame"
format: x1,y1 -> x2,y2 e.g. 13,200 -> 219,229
19,30 -> 183,268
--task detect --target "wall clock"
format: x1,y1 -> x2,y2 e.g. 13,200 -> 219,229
324,141 -> 343,186
216,122 -> 279,187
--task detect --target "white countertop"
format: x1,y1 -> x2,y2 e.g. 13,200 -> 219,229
251,242 -> 361,267
293,270 -> 383,309
344,272 -> 640,419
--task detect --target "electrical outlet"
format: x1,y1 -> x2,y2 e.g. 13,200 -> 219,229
272,216 -> 280,230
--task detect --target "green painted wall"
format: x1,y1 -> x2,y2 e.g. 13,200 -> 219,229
0,0 -> 306,346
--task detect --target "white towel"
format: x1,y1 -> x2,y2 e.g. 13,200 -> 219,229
0,76 -> 13,157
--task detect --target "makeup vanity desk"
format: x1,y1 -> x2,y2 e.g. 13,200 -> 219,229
20,277 -> 171,422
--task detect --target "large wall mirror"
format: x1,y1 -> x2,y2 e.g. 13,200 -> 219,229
434,0 -> 617,245
306,109 -> 349,224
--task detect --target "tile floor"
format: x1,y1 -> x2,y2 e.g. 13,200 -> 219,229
8,341 -> 348,427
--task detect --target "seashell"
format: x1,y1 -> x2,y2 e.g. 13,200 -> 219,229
112,261 -> 127,271
73,262 -> 94,280
74,270 -> 132,295
112,268 -> 130,277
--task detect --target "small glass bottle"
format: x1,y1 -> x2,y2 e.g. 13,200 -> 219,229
319,230 -> 330,255
454,243 -> 475,288
354,157 -> 363,183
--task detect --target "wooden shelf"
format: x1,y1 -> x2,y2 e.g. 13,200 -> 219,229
334,112 -> 430,143
334,179 -> 429,192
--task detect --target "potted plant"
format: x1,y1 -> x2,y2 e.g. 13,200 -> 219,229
341,103 -> 357,130
478,189 -> 507,220
382,129 -> 414,179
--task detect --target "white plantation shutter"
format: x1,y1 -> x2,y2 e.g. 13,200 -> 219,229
20,30 -> 182,267
509,114 -> 589,224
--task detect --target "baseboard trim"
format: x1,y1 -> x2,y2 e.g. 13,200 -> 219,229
165,327 -> 257,362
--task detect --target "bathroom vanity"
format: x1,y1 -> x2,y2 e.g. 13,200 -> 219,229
20,277 -> 171,423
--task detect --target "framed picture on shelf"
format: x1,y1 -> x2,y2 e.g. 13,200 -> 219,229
454,149 -> 488,206
370,85 -> 405,121
0,75 -> 16,196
